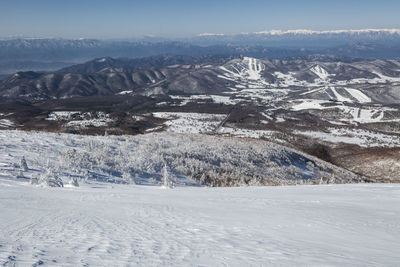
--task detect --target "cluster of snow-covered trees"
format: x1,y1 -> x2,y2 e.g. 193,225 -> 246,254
3,130 -> 363,187
55,132 -> 362,186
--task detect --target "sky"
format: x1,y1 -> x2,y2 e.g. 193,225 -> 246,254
1,0 -> 400,39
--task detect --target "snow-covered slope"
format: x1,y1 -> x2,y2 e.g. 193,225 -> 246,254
218,57 -> 268,89
0,180 -> 399,266
0,130 -> 361,187
311,64 -> 330,80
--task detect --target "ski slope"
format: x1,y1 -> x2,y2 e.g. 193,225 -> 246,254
0,181 -> 399,266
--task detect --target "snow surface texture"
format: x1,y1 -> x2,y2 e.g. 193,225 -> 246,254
0,181 -> 399,266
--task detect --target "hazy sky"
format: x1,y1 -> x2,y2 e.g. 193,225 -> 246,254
1,0 -> 400,39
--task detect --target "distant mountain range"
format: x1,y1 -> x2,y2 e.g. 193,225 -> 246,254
1,29 -> 400,75
1,55 -> 399,104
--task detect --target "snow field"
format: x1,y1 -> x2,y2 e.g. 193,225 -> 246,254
291,99 -> 398,124
46,111 -> 113,128
0,181 -> 399,266
152,112 -> 226,134
295,127 -> 400,147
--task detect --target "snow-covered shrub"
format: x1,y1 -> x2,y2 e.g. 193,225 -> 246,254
122,171 -> 135,185
39,170 -> 64,187
30,176 -> 39,185
68,177 -> 79,187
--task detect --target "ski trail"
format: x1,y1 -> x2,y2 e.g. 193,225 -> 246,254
344,88 -> 371,103
330,87 -> 353,102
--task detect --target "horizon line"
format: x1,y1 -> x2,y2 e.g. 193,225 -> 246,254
2,28 -> 400,41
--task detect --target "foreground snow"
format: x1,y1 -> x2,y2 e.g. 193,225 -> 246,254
1,181 -> 399,266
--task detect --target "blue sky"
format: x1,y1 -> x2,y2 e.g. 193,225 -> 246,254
1,0 -> 400,38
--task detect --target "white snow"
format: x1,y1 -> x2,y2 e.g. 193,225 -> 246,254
170,94 -> 238,106
300,86 -> 325,96
63,112 -> 112,128
295,128 -> 400,147
243,56 -> 264,80
330,87 -> 353,102
2,129 -> 357,188
117,90 -> 133,95
66,118 -> 112,128
217,127 -> 276,139
340,107 -> 384,124
45,111 -> 113,128
46,111 -> 81,121
153,112 -> 283,139
209,95 -> 237,105
218,57 -> 269,89
198,32 -> 225,36
344,88 -> 371,103
0,181 -> 399,266
153,112 -> 226,134
311,65 -> 329,80
291,100 -> 399,124
291,99 -> 330,111
274,72 -> 303,87
132,115 -> 146,121
254,28 -> 400,35
0,119 -> 15,127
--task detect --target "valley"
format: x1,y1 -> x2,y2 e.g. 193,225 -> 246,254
0,55 -> 399,182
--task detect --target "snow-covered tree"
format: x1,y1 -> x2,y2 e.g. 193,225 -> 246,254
83,170 -> 90,182
161,163 -> 172,188
20,156 -> 28,171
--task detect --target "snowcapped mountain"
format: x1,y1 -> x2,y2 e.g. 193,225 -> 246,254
253,29 -> 400,35
192,29 -> 400,47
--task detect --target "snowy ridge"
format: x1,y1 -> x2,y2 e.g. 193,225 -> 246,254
253,28 -> 400,35
197,32 -> 225,36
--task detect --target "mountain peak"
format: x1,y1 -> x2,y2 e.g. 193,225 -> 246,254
253,29 -> 400,36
